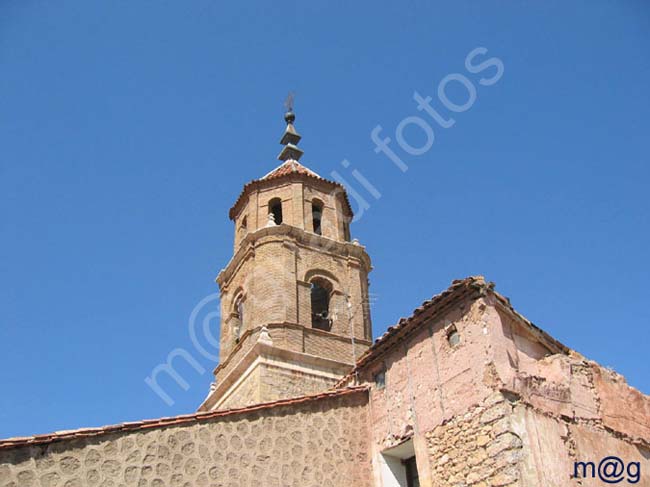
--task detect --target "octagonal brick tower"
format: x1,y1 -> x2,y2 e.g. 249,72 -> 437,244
199,110 -> 373,411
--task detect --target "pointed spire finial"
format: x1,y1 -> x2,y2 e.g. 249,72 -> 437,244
278,92 -> 304,161
284,110 -> 296,124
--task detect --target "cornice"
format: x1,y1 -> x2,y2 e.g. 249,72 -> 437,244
216,224 -> 372,290
229,172 -> 353,221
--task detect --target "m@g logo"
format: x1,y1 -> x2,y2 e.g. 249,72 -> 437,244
574,456 -> 641,484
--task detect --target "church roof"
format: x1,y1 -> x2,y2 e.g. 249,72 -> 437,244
337,276 -> 571,384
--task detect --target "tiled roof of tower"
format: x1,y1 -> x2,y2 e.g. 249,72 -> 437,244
229,109 -> 354,220
229,160 -> 353,220
261,159 -> 323,180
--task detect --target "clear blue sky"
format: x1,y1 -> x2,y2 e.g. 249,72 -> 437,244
1,1 -> 649,439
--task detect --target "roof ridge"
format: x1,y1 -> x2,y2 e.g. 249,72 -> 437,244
229,162 -> 351,220
334,276 -> 492,386
261,159 -> 322,180
335,275 -> 572,388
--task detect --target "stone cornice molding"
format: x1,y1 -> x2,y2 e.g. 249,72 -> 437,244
217,224 -> 371,290
199,339 -> 355,411
212,322 -> 373,376
229,172 -> 353,221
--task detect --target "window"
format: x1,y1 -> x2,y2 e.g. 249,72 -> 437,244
310,279 -> 332,331
446,324 -> 460,347
404,457 -> 420,487
380,439 -> 419,487
312,200 -> 323,235
233,295 -> 244,343
239,216 -> 248,238
343,219 -> 351,241
269,198 -> 283,225
374,370 -> 386,389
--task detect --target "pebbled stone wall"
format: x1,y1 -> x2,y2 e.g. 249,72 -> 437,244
0,389 -> 371,487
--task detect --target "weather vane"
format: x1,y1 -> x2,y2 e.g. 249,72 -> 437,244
284,91 -> 295,113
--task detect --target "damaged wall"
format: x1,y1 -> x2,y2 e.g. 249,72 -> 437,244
356,295 -> 502,486
353,282 -> 650,487
426,392 -> 523,487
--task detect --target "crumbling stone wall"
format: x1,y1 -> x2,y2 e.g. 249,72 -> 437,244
426,392 -> 523,487
359,298 -> 496,450
426,386 -> 650,487
0,390 -> 372,487
351,282 -> 650,487
503,355 -> 650,487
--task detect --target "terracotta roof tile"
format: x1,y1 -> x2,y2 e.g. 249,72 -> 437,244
228,160 -> 353,220
336,276 -> 570,386
0,386 -> 368,451
261,160 -> 322,180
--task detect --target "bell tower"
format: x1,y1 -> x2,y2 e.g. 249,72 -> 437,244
199,109 -> 373,411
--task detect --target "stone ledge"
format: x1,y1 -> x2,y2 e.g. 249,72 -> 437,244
200,338 -> 355,412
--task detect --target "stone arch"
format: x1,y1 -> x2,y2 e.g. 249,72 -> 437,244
304,268 -> 340,289
303,269 -> 344,332
231,288 -> 246,343
311,198 -> 324,235
310,277 -> 333,331
268,197 -> 283,225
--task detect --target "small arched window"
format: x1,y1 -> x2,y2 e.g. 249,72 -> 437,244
310,278 -> 332,331
343,220 -> 351,242
312,200 -> 323,236
233,295 -> 244,343
239,216 -> 248,238
269,198 -> 283,225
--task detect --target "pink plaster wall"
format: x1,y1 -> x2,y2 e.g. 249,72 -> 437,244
356,289 -> 650,486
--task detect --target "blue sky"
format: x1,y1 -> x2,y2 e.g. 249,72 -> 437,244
1,1 -> 649,439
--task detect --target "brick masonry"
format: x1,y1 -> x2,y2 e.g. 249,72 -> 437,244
208,167 -> 374,410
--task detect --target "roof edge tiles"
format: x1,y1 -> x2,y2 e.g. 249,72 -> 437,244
0,386 -> 369,451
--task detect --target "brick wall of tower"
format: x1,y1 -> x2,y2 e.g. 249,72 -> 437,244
214,324 -> 371,390
217,365 -> 263,411
257,183 -> 296,228
219,229 -> 371,364
232,178 -> 353,250
258,365 -> 339,406
215,168 -> 370,418
217,363 -> 343,411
